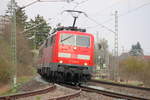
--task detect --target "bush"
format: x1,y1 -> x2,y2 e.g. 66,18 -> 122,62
0,17 -> 34,84
140,60 -> 150,86
119,56 -> 150,86
0,58 -> 12,83
0,40 -> 12,84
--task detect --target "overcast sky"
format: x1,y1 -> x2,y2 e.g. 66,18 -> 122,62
0,0 -> 150,55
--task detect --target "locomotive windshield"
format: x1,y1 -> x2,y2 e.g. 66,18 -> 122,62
60,33 -> 90,47
61,34 -> 75,45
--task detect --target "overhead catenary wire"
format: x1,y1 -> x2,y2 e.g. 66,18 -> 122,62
38,0 -> 74,3
19,0 -> 74,9
89,0 -> 125,16
17,0 -> 73,28
85,17 -> 113,29
119,1 -> 150,17
72,0 -> 89,10
85,1 -> 150,30
19,0 -> 39,9
61,9 -> 116,34
36,0 -> 150,35
85,15 -> 115,34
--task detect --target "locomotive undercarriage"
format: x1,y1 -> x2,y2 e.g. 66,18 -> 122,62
37,63 -> 92,85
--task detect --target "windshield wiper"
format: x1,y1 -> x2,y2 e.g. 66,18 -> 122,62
61,35 -> 73,42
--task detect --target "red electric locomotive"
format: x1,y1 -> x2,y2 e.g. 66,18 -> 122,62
37,10 -> 95,84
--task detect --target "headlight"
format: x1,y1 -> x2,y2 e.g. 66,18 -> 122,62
84,63 -> 88,66
58,53 -> 71,58
77,55 -> 90,60
59,60 -> 63,63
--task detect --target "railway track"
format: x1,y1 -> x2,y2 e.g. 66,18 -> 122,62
0,84 -> 81,100
2,77 -> 148,100
80,85 -> 149,100
48,89 -> 81,100
91,79 -> 150,91
0,85 -> 56,100
61,83 -> 150,100
89,79 -> 150,99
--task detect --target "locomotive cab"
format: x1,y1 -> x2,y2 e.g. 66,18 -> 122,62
57,31 -> 94,68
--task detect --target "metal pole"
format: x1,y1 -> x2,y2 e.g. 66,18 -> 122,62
96,31 -> 99,43
34,31 -> 36,50
72,16 -> 78,27
11,0 -> 17,87
114,11 -> 118,81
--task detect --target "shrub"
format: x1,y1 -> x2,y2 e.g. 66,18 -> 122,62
0,57 -> 12,83
119,56 -> 150,86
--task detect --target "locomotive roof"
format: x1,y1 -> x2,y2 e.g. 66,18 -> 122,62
51,26 -> 86,34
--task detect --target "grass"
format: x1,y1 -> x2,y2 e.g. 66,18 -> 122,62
36,96 -> 41,100
93,77 -> 143,86
0,76 -> 34,96
93,77 -> 115,83
120,81 -> 143,86
17,76 -> 33,84
1,85 -> 19,96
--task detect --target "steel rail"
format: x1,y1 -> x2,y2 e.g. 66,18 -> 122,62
0,85 -> 56,100
91,79 -> 150,91
48,89 -> 81,100
60,83 -> 149,100
80,85 -> 149,100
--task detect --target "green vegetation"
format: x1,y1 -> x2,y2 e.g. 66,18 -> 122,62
0,0 -> 48,88
94,38 -> 109,69
26,14 -> 51,48
120,81 -> 143,86
0,58 -> 12,83
1,84 -> 19,96
1,76 -> 34,96
94,77 -> 143,86
17,76 -> 34,85
36,96 -> 41,100
0,39 -> 12,84
119,56 -> 150,87
93,77 -> 115,83
129,42 -> 144,56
